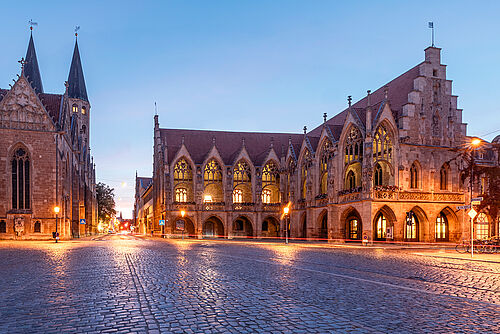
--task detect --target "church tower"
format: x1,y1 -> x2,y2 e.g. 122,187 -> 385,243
67,34 -> 90,148
24,31 -> 44,94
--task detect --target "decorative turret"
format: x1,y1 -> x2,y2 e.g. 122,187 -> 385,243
366,90 -> 372,134
24,33 -> 44,94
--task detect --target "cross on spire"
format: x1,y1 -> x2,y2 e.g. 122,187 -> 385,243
75,26 -> 80,37
18,57 -> 27,74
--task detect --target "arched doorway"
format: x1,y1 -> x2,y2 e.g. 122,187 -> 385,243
173,217 -> 195,237
262,216 -> 279,238
347,216 -> 361,240
319,211 -> 328,240
373,206 -> 396,241
233,216 -> 253,238
374,213 -> 387,241
405,211 -> 419,242
203,216 -> 224,238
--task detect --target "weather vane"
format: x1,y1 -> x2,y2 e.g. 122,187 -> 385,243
29,19 -> 38,31
75,26 -> 80,37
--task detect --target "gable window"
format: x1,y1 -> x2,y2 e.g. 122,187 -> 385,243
72,105 -> 78,113
12,148 -> 30,210
233,160 -> 252,203
262,161 -> 280,203
204,159 -> 223,202
344,127 -> 363,165
410,163 -> 419,189
373,125 -> 392,163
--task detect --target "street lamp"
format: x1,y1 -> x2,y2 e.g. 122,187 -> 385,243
469,137 -> 482,257
283,205 -> 290,244
54,206 -> 60,243
180,210 -> 186,239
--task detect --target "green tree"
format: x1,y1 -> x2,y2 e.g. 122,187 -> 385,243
97,182 -> 116,223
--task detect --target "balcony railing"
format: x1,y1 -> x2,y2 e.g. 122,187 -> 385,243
373,189 -> 465,202
315,194 -> 328,206
202,202 -> 225,211
172,202 -> 196,210
262,203 -> 281,212
232,202 -> 255,211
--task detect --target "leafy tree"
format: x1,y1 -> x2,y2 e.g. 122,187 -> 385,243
97,182 -> 116,223
476,142 -> 500,227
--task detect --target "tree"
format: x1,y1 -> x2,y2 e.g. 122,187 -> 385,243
96,182 -> 116,223
476,142 -> 500,228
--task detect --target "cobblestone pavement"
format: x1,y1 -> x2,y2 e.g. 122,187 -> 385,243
0,236 -> 498,333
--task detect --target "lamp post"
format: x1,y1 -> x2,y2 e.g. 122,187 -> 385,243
54,206 -> 60,243
181,210 -> 186,240
469,138 -> 482,257
283,206 -> 290,244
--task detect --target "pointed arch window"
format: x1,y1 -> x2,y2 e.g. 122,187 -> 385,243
262,161 -> 280,204
174,158 -> 193,203
346,170 -> 356,190
373,125 -> 392,163
375,213 -> 387,240
440,164 -> 448,190
175,188 -> 187,202
11,148 -> 30,210
81,106 -> 86,115
320,140 -> 332,195
72,104 -> 78,113
410,163 -> 419,189
204,160 -> 222,184
300,150 -> 311,200
233,160 -> 252,203
374,163 -> 383,186
435,213 -> 448,241
204,159 -> 223,202
344,127 -> 363,165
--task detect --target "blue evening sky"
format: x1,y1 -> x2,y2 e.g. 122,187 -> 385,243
1,1 -> 499,218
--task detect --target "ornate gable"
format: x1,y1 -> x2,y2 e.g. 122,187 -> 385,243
0,76 -> 55,131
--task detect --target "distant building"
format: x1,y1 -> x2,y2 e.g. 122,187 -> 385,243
133,175 -> 153,234
143,46 -> 498,242
0,31 -> 97,239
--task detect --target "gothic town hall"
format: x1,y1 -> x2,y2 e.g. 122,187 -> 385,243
0,32 -> 97,239
135,46 -> 499,243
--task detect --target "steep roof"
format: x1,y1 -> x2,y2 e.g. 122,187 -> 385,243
39,93 -> 63,124
24,34 -> 44,94
160,128 -> 303,166
68,39 -> 88,101
308,63 -> 421,138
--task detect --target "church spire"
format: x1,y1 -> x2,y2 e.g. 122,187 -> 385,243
24,33 -> 44,94
67,37 -> 88,101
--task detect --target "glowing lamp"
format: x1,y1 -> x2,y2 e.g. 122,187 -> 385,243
54,206 -> 60,214
181,210 -> 186,218
283,207 -> 289,215
471,138 -> 481,147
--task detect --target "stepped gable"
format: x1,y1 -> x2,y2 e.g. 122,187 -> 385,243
160,128 -> 303,166
308,63 -> 421,137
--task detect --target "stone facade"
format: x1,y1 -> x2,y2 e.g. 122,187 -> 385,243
140,46 -> 498,242
0,33 -> 97,240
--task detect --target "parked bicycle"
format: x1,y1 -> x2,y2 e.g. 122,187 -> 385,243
455,236 -> 500,254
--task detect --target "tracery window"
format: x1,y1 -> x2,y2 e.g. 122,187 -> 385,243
232,189 -> 243,203
262,161 -> 279,203
233,160 -> 252,203
410,163 -> 419,189
11,148 -> 30,210
320,140 -> 332,195
72,104 -> 78,113
374,163 -> 383,186
475,213 -> 489,240
344,127 -> 363,165
175,188 -> 187,202
373,125 -> 392,163
204,159 -> 222,184
440,164 -> 448,190
435,213 -> 448,241
174,159 -> 193,183
346,170 -> 356,190
204,159 -> 223,202
300,150 -> 311,200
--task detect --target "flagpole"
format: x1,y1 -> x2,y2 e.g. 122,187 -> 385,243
432,26 -> 434,47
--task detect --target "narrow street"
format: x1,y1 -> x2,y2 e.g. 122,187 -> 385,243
0,236 -> 498,333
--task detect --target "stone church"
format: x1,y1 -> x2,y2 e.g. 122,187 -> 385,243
0,31 -> 97,239
140,46 -> 498,243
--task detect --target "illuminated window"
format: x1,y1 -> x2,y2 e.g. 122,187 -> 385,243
373,125 -> 392,163
374,163 -> 383,186
11,148 -> 30,210
344,127 -> 363,165
375,213 -> 387,240
175,188 -> 187,202
174,159 -> 193,182
262,161 -> 279,203
346,170 -> 356,190
410,163 -> 419,189
440,164 -> 448,190
81,106 -> 86,115
72,105 -> 78,113
474,213 -> 489,240
204,160 -> 222,183
406,212 -> 418,241
261,189 -> 271,204
435,213 -> 448,241
301,150 -> 311,199
320,139 -> 332,195
232,189 -> 242,203
348,218 -> 360,240
286,159 -> 295,201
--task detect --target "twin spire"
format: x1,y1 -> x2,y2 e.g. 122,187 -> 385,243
23,29 -> 87,101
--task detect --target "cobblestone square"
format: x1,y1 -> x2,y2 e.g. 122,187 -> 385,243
0,236 -> 498,333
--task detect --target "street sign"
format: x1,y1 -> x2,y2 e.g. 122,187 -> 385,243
159,220 -> 165,226
79,219 -> 86,225
472,197 -> 483,202
176,220 -> 185,231
468,208 -> 478,219
471,201 -> 481,205
457,205 -> 471,210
